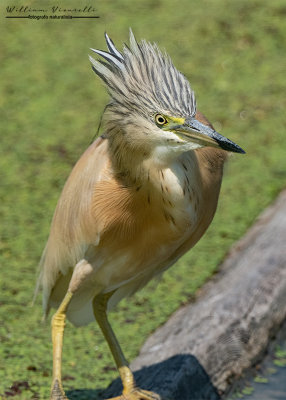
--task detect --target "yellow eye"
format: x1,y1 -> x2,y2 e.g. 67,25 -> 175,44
155,114 -> 167,126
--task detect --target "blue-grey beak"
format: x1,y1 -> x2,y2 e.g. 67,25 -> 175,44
174,117 -> 245,154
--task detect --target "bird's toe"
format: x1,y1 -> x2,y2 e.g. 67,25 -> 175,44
50,379 -> 68,400
133,388 -> 162,400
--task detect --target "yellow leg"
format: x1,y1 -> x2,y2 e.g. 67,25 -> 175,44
50,290 -> 73,400
92,294 -> 161,400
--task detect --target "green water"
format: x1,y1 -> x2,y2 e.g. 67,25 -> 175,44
227,335 -> 286,400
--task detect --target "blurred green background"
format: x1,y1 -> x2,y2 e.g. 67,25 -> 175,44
0,0 -> 285,398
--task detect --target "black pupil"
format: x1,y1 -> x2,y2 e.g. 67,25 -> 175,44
158,116 -> 165,124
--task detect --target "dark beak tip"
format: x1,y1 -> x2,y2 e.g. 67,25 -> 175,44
219,138 -> 245,154
219,142 -> 246,154
236,147 -> 246,154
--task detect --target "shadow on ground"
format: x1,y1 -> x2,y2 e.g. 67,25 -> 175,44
67,354 -> 220,400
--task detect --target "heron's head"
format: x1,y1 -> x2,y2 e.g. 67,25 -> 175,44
89,30 -> 244,164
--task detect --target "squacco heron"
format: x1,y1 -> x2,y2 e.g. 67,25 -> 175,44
38,30 -> 245,400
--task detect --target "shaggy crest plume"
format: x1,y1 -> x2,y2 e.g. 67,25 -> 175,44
89,29 -> 196,118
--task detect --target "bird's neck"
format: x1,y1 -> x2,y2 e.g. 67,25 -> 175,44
107,131 -> 155,185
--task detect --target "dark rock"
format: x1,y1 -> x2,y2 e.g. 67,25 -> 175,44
103,354 -> 220,400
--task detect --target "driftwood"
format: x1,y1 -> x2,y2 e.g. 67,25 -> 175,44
104,191 -> 286,399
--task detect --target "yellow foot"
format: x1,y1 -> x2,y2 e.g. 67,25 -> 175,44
106,388 -> 161,400
50,379 -> 68,400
